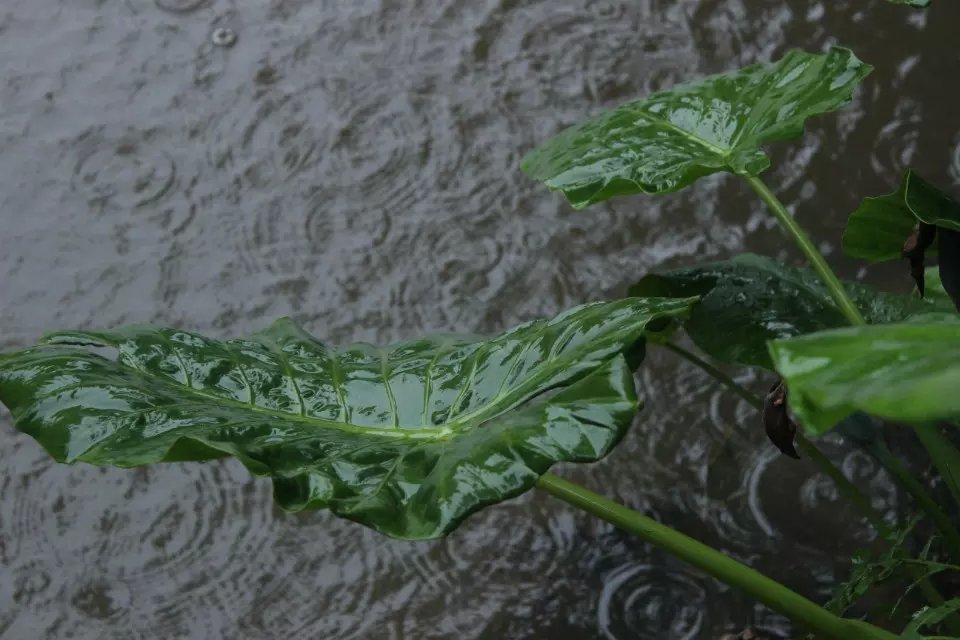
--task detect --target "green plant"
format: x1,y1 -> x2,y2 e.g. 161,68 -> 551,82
0,299 -> 694,539
2,35 -> 959,640
520,41 -> 960,637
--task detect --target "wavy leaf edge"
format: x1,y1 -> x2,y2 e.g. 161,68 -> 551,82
521,46 -> 872,208
0,297 -> 697,539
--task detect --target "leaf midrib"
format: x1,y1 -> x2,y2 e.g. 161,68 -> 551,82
125,341 -> 613,442
145,374 -> 455,441
37,301 -> 685,446
50,338 -> 610,443
38,351 -> 454,442
632,107 -> 733,160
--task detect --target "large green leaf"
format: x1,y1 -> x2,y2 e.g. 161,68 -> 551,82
630,254 -> 946,369
0,298 -> 694,539
520,47 -> 871,208
768,316 -> 960,435
843,170 -> 960,262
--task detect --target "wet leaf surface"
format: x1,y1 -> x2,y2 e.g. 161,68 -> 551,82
768,316 -> 960,435
521,47 -> 871,208
843,169 -> 960,264
0,298 -> 695,539
630,254 -> 948,369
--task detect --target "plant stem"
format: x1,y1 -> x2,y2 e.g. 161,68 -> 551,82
660,341 -> 891,534
660,342 -> 955,618
793,435 -> 894,538
797,440 -> 955,626
745,175 -> 960,544
915,423 -> 960,514
660,341 -> 763,410
739,175 -> 960,630
869,440 -> 960,561
744,175 -> 866,326
868,439 -> 960,635
870,436 -> 960,636
536,473 -> 898,640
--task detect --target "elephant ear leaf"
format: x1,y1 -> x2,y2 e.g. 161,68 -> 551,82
842,169 -> 960,262
521,47 -> 871,208
629,254 -> 945,370
0,297 -> 695,540
768,316 -> 960,435
843,170 -> 960,307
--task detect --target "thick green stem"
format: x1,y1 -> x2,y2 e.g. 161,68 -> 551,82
744,175 -> 866,326
536,473 -> 897,640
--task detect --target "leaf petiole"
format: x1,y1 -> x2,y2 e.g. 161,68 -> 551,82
744,175 -> 866,326
536,473 -> 898,640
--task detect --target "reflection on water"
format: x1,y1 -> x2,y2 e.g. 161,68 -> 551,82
1,0 -> 958,637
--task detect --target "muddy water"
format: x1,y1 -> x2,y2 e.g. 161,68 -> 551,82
1,1 -> 958,638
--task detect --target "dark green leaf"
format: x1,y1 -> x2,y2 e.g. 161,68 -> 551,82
630,254 -> 945,369
520,47 -> 871,208
843,170 -> 960,262
888,0 -> 931,7
768,316 -> 960,435
0,298 -> 695,539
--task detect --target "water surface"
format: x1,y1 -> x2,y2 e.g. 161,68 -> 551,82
2,1 -> 959,637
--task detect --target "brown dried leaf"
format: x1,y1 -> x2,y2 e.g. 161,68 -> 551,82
763,380 -> 800,459
902,223 -> 937,296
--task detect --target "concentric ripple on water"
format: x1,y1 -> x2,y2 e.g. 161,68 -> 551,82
1,0 -> 958,637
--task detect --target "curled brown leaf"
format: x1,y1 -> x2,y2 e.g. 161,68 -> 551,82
763,380 -> 800,459
902,222 -> 937,296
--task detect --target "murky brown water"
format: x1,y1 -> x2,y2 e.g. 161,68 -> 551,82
2,1 -> 959,638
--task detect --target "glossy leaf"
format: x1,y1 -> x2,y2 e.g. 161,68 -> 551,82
842,169 -> 960,262
888,0 -> 930,7
768,316 -> 960,435
630,254 -> 946,369
520,47 -> 871,208
0,298 -> 695,539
